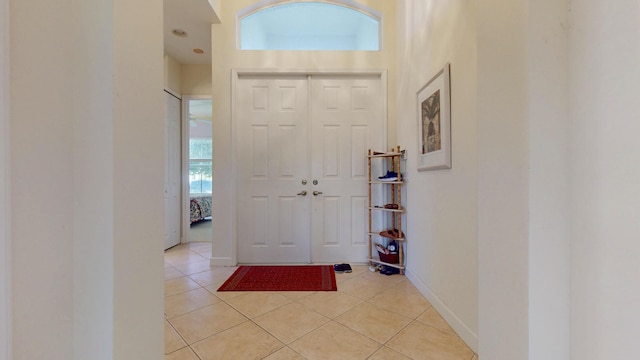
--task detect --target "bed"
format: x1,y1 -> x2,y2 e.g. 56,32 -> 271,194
190,195 -> 212,223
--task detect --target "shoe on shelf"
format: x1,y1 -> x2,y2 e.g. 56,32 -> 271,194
379,228 -> 404,239
376,243 -> 389,255
378,171 -> 398,181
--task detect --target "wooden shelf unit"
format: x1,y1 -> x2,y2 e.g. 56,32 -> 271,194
368,146 -> 405,274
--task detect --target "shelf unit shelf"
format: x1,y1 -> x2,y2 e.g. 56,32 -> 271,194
368,257 -> 404,269
368,207 -> 404,213
368,233 -> 406,241
368,146 -> 406,274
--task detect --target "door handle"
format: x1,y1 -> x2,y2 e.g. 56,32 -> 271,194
313,191 -> 323,196
297,190 -> 307,196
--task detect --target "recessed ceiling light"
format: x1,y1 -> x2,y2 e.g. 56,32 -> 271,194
193,48 -> 204,54
172,29 -> 188,37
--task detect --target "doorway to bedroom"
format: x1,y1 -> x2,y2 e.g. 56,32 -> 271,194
185,97 -> 213,243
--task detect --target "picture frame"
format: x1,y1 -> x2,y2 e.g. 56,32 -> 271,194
417,63 -> 451,171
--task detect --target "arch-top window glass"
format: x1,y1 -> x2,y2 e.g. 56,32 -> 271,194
239,2 -> 380,51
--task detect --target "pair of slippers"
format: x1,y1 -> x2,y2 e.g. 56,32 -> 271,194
333,263 -> 352,273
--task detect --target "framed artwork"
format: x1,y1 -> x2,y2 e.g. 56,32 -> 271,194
417,63 -> 451,171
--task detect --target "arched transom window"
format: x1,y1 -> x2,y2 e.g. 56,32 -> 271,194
239,1 -> 381,51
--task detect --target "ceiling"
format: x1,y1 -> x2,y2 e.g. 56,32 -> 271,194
163,0 -> 220,65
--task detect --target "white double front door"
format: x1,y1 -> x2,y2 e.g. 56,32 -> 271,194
236,73 -> 385,264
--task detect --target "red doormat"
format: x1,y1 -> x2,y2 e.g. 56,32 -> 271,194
217,265 -> 337,292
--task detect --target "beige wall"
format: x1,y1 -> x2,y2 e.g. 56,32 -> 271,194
0,0 -> 10,357
164,54 -> 182,94
182,64 -> 212,95
396,0 -> 478,351
164,57 -> 212,96
210,0 -> 397,265
9,0 -> 164,358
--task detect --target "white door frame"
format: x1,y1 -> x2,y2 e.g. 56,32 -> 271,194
231,69 -> 388,265
1,0 -> 12,356
164,90 -> 182,249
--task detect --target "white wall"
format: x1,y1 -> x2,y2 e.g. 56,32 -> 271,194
210,0 -> 397,266
569,1 -> 640,359
396,0 -> 478,351
112,0 -> 165,358
0,0 -> 11,357
71,0 -> 115,357
476,1 -> 530,358
527,0 -> 571,359
11,0 -> 75,356
10,0 -> 164,358
397,2 -> 573,358
468,0 -> 638,358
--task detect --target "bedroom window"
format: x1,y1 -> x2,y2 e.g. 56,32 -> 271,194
188,98 -> 213,195
238,2 -> 381,50
189,138 -> 212,194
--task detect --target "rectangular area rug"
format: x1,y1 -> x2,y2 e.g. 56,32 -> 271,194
217,265 -> 337,291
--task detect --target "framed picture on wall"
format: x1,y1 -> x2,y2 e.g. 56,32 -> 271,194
417,63 -> 451,171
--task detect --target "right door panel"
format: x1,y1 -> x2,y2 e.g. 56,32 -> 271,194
309,75 -> 385,263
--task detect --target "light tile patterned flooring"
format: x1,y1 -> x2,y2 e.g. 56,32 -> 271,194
165,242 -> 477,360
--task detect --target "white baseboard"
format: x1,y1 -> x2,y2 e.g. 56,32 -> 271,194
210,257 -> 236,267
405,268 -> 479,353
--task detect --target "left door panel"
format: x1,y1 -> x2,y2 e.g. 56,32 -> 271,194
236,76 -> 311,263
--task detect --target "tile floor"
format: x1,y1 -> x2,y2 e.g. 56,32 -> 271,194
165,242 -> 477,360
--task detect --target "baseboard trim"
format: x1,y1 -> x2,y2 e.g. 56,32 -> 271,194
405,268 -> 479,353
210,257 -> 236,267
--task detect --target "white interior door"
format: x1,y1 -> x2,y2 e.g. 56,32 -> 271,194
236,73 -> 385,264
164,91 -> 182,250
309,75 -> 385,263
237,76 -> 311,263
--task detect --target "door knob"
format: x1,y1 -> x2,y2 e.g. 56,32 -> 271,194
297,190 -> 307,196
313,191 -> 323,196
